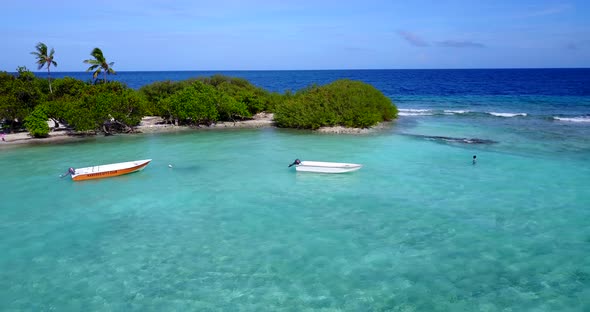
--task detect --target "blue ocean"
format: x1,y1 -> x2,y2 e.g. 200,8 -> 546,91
1,69 -> 589,311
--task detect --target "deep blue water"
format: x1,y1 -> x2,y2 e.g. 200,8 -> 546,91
42,68 -> 590,96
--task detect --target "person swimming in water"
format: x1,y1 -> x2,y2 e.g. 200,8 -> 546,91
472,155 -> 477,165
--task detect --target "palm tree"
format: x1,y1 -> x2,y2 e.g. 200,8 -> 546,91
31,42 -> 57,93
83,47 -> 116,83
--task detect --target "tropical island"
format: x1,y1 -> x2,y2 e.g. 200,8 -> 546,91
0,44 -> 398,144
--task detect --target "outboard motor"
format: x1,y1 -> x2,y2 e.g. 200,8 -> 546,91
288,159 -> 301,167
60,167 -> 76,178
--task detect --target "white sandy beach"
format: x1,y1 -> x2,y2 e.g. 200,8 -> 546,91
0,112 -> 388,146
1,113 -> 276,146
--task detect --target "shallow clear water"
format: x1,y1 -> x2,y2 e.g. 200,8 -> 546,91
3,69 -> 590,310
1,124 -> 589,311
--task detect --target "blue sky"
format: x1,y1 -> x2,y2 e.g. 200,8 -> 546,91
1,0 -> 588,71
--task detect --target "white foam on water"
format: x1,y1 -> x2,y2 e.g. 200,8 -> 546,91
444,110 -> 470,114
398,108 -> 433,116
398,112 -> 434,116
489,112 -> 528,117
553,116 -> 590,123
399,108 -> 432,112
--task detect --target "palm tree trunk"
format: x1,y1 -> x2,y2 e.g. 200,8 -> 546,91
104,70 -> 107,83
47,66 -> 52,93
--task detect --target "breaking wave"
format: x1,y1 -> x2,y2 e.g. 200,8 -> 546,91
553,116 -> 590,123
398,109 -> 434,116
443,110 -> 471,115
399,108 -> 529,118
398,108 -> 590,125
489,112 -> 528,118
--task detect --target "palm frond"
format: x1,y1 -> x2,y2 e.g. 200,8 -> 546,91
93,69 -> 102,79
35,42 -> 48,55
90,48 -> 105,62
35,57 -> 46,69
90,47 -> 103,55
85,47 -> 116,82
31,43 -> 57,71
86,64 -> 100,71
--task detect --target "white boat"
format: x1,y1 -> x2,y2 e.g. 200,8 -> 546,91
289,159 -> 362,173
65,159 -> 152,181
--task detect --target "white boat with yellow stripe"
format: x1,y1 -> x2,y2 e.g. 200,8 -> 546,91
288,159 -> 362,173
63,159 -> 152,181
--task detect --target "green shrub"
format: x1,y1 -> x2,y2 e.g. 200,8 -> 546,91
216,93 -> 250,121
139,75 -> 290,120
274,79 -> 397,129
164,81 -> 219,125
263,91 -> 288,113
52,77 -> 88,97
139,80 -> 186,116
53,82 -> 146,133
25,105 -> 50,137
0,69 -> 45,131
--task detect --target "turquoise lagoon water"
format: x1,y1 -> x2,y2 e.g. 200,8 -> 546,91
3,69 -> 590,310
1,120 -> 589,311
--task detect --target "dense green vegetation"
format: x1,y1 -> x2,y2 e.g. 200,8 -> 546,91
0,67 -> 46,132
1,69 -> 397,137
274,79 -> 397,129
139,75 -> 283,125
0,68 -> 146,137
1,42 -> 397,138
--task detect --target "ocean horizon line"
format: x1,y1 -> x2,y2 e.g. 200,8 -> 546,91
12,67 -> 590,74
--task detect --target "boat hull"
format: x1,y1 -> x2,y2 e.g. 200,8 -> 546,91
71,159 -> 151,181
295,161 -> 362,173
